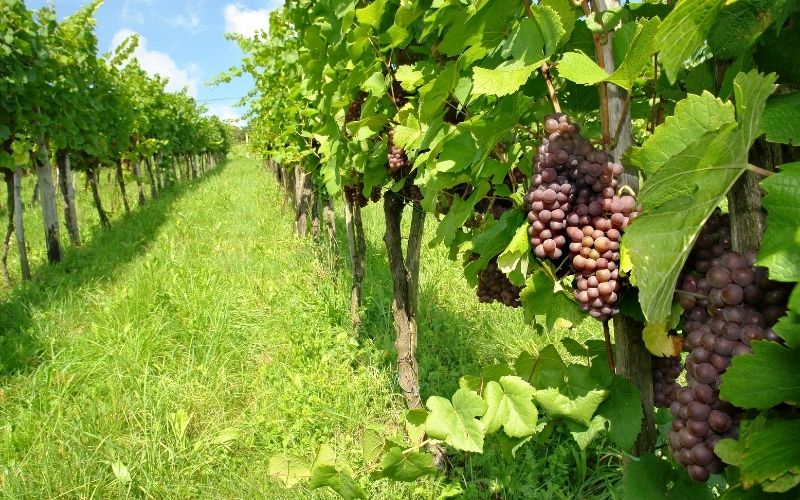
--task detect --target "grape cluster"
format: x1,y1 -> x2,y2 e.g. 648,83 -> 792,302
390,80 -> 408,108
477,258 -> 522,307
653,353 -> 682,408
387,129 -> 407,173
525,114 -> 637,320
343,183 -> 381,208
666,214 -> 790,483
444,100 -> 467,125
345,92 -> 367,123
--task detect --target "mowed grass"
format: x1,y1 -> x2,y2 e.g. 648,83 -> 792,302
0,158 -> 618,499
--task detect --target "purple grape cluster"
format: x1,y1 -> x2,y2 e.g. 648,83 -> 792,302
525,114 -> 637,320
345,92 -> 367,123
344,183 -> 381,208
387,129 -> 407,173
667,213 -> 790,483
477,258 -> 521,307
653,353 -> 682,408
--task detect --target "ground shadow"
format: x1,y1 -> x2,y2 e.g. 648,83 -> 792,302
330,204 -> 496,401
0,163 -> 228,375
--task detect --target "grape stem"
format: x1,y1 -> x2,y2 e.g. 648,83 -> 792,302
582,0 -> 611,151
602,320 -> 616,373
523,0 -> 562,113
747,163 -> 775,178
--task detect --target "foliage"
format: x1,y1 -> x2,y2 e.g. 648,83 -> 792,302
232,0 -> 800,496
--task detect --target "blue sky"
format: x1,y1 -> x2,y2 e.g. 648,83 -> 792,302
24,0 -> 284,125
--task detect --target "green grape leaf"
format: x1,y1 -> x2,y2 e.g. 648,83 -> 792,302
419,62 -> 459,123
568,414 -> 606,450
497,222 -> 532,287
438,0 -> 520,63
520,270 -> 585,332
623,454 -> 714,500
757,162 -> 800,281
541,0 -> 578,49
623,70 -> 776,328
654,0 -> 725,84
707,0 -> 800,59
363,427 -> 388,464
754,17 -> 800,86
481,376 -> 538,437
464,210 -> 526,287
533,364 -> 608,427
355,0 -> 386,28
624,92 -> 736,176
773,286 -> 800,350
309,464 -> 365,499
405,409 -> 429,445
425,389 -> 487,452
371,447 -> 437,482
268,455 -> 312,488
606,17 -> 661,91
722,417 -> 800,493
515,345 -> 566,389
472,62 -> 540,97
720,341 -> 800,409
557,51 -> 608,85
432,180 -> 490,247
595,375 -> 643,451
760,93 -> 800,146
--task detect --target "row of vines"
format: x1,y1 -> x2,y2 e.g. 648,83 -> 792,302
0,0 -> 231,284
229,0 -> 800,497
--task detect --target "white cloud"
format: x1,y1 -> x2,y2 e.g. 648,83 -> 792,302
223,4 -> 273,38
121,0 -> 152,24
205,103 -> 245,126
168,10 -> 204,33
112,29 -> 200,97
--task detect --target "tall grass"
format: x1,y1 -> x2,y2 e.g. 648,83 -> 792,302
0,158 -> 619,498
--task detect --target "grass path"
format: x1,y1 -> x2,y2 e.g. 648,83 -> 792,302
0,158 -> 614,499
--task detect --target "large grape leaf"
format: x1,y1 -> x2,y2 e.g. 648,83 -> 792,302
481,376 -> 538,437
497,222 -> 531,286
425,389 -> 487,452
707,0 -> 800,59
371,447 -> 438,482
438,0 -> 521,64
472,7 -> 565,97
533,364 -> 608,427
556,51 -> 608,85
355,0 -> 386,28
309,465 -> 365,499
773,286 -> 800,350
760,93 -> 800,146
716,417 -> 800,493
595,375 -> 643,451
557,18 -> 661,91
622,71 -> 776,335
472,62 -> 540,97
464,210 -> 525,287
515,345 -> 567,389
757,163 -> 800,281
623,454 -> 714,500
268,455 -> 312,487
520,270 -> 585,332
653,0 -> 725,84
624,92 -> 736,176
720,341 -> 800,409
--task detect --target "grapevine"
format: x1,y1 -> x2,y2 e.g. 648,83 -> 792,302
526,114 -> 636,320
667,213 -> 791,483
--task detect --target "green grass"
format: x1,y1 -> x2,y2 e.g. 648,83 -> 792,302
0,158 -> 620,498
